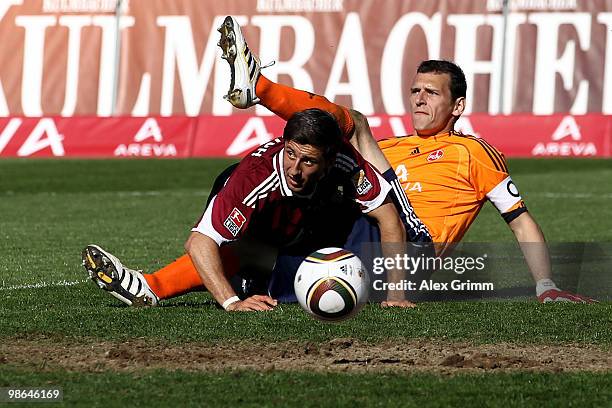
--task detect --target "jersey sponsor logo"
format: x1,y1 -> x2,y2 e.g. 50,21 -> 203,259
410,147 -> 420,155
354,170 -> 373,195
427,149 -> 444,162
395,164 -> 422,192
224,208 -> 246,237
406,182 -> 422,192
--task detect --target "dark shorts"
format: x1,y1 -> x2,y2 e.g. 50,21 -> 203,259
269,215 -> 380,302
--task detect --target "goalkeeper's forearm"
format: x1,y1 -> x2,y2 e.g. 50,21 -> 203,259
508,212 -> 553,283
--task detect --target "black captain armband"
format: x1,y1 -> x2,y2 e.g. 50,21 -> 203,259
502,204 -> 528,224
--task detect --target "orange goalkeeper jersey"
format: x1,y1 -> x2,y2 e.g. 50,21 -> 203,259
379,131 -> 525,253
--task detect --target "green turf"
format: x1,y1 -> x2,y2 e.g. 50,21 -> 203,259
1,367 -> 610,408
0,158 -> 610,406
1,288 -> 611,345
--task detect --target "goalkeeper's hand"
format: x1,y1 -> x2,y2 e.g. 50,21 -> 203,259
537,289 -> 597,303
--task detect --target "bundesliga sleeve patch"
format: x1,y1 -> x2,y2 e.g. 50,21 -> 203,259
224,207 -> 246,237
486,176 -> 522,213
354,170 -> 373,195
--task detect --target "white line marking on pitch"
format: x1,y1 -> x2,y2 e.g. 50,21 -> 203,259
0,279 -> 89,291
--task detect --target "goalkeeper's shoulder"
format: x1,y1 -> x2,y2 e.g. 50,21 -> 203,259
377,134 -> 417,150
449,131 -> 509,173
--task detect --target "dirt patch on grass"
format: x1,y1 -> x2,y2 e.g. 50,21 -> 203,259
2,336 -> 610,374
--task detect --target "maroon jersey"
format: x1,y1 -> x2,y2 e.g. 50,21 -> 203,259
193,138 -> 390,248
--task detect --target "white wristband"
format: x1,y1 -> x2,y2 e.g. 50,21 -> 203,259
535,279 -> 558,296
222,296 -> 240,310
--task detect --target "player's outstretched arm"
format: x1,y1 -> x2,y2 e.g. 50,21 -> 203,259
508,212 -> 596,303
508,212 -> 551,282
185,232 -> 278,311
367,199 -> 416,308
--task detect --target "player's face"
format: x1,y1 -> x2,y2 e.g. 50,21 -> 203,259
283,140 -> 330,195
409,72 -> 464,136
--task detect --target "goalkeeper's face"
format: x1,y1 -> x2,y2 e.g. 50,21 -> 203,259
409,72 -> 463,136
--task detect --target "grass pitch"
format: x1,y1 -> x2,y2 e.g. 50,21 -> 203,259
0,158 -> 611,406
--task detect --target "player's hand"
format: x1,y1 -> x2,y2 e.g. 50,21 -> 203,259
226,295 -> 278,311
537,289 -> 597,304
381,299 -> 417,308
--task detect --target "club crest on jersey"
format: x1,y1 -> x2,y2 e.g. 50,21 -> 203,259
427,149 -> 444,162
353,170 -> 373,195
224,208 -> 246,237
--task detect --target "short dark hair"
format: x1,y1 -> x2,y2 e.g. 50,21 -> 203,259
283,108 -> 343,158
417,60 -> 467,102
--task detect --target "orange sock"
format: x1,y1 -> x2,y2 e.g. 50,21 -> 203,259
143,248 -> 241,300
144,255 -> 204,300
256,75 -> 354,137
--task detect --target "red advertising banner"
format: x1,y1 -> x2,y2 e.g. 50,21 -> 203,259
192,115 -> 285,157
1,114 -> 610,158
0,116 -> 194,157
1,1 -> 610,160
461,114 -> 611,158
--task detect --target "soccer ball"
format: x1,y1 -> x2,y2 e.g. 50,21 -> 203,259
294,247 -> 369,322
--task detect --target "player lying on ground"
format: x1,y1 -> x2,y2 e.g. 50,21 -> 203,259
217,16 -> 594,303
83,107 -> 420,310
83,17 -> 435,311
